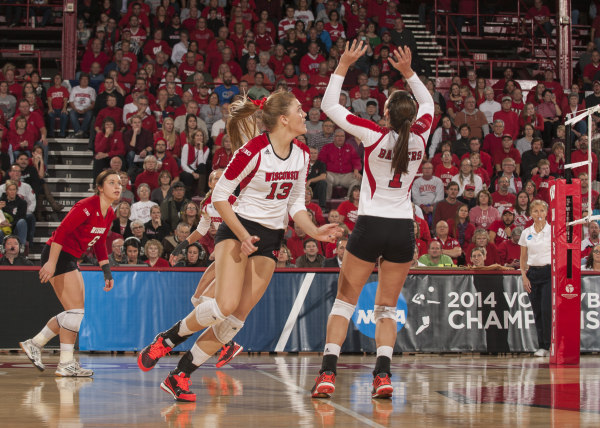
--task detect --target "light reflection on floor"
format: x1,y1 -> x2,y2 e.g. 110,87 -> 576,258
0,354 -> 598,427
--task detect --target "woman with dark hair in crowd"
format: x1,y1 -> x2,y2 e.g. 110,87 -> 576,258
447,203 -> 475,253
93,116 -> 125,180
583,244 -> 600,271
151,170 -> 173,205
428,115 -> 456,159
313,43 -> 433,400
524,179 -> 538,202
514,191 -> 532,228
180,129 -> 209,196
138,86 -> 340,402
175,242 -> 208,267
19,170 -> 120,377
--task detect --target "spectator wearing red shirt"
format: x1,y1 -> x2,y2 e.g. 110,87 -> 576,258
493,97 -> 520,140
269,45 -> 292,78
531,160 -> 555,204
464,229 -> 500,265
583,50 -> 600,89
491,176 -> 517,213
125,95 -> 158,135
547,141 -> 565,176
190,17 -> 214,55
526,0 -> 553,37
120,2 -> 150,28
336,185 -> 360,231
491,158 -> 523,195
323,10 -> 346,42
571,136 -> 598,181
461,137 -> 494,177
3,68 -> 22,99
9,99 -> 47,147
154,138 -> 180,181
134,155 -> 161,193
310,63 -> 332,95
318,128 -> 362,200
212,135 -> 233,170
286,224 -> 316,263
143,28 -> 172,63
497,226 -> 523,268
93,117 -> 125,180
300,42 -> 326,75
433,221 -> 462,263
209,47 -> 243,81
492,68 -> 522,97
124,16 -> 148,47
46,73 -> 70,138
116,59 -> 136,93
519,102 -> 545,134
278,5 -> 297,40
433,182 -> 462,228
95,94 -> 124,136
292,73 -> 320,112
488,207 -> 516,246
254,21 -> 274,53
178,51 -> 200,81
493,135 -> 521,175
482,119 -> 505,154
7,115 -> 36,156
434,151 -> 459,188
81,38 -> 111,73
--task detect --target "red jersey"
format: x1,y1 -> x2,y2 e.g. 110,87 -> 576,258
337,200 -> 358,231
491,191 -> 516,214
531,175 -> 555,204
94,131 -> 126,158
292,86 -> 320,112
47,195 -> 115,262
497,239 -> 520,266
434,164 -> 459,187
310,74 -> 330,95
47,86 -> 70,110
487,220 -> 515,246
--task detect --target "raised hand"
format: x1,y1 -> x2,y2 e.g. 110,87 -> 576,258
388,46 -> 414,78
338,39 -> 369,69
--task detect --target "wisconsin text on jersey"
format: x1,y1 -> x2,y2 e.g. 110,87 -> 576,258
265,171 -> 300,182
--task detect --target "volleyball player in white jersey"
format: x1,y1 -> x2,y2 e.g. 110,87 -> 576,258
163,169 -> 243,368
312,42 -> 434,399
138,91 -> 341,402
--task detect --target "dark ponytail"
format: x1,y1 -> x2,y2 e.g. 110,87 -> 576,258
387,91 -> 417,175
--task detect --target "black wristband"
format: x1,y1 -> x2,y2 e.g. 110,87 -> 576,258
172,240 -> 190,257
101,264 -> 113,281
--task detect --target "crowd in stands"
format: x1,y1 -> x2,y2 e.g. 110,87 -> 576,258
1,0 -> 600,270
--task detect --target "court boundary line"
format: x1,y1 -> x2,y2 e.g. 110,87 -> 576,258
275,273 -> 316,352
257,369 -> 385,428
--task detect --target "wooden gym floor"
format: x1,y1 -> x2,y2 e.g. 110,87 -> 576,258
0,353 -> 598,427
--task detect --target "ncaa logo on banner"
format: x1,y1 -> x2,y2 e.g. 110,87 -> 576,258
351,281 -> 407,338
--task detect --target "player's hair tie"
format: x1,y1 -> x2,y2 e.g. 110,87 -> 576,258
251,97 -> 267,110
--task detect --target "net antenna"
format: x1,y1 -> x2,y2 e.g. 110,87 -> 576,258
564,104 -> 600,226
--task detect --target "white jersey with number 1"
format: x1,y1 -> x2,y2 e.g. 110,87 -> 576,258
321,73 -> 434,219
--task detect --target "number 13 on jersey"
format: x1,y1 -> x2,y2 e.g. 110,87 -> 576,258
266,182 -> 293,200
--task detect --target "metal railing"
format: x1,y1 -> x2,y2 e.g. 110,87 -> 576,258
0,0 -> 63,29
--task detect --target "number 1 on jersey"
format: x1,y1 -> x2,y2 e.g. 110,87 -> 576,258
266,182 -> 293,199
388,173 -> 403,188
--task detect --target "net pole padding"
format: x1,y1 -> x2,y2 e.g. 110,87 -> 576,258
550,179 -> 581,366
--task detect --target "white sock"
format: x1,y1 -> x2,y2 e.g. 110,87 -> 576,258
190,343 -> 211,366
32,326 -> 56,348
323,343 -> 341,357
377,346 -> 393,359
178,318 -> 194,336
60,343 -> 74,363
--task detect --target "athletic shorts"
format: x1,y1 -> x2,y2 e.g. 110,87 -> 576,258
215,214 -> 284,262
40,244 -> 80,278
346,216 -> 415,263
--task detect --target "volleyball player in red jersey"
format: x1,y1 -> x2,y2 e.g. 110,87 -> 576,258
167,168 -> 243,368
138,91 -> 341,402
312,42 -> 434,399
19,170 -> 122,377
